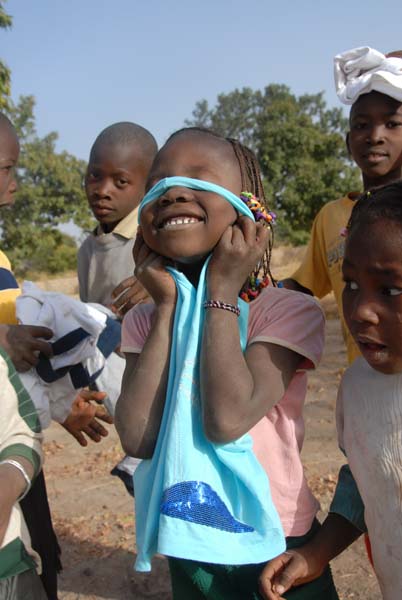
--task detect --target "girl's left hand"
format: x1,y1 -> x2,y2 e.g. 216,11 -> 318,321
207,216 -> 268,299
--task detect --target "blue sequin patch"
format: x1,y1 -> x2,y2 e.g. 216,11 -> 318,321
160,481 -> 254,533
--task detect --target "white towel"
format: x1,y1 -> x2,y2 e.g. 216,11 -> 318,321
16,281 -> 121,428
334,46 -> 402,105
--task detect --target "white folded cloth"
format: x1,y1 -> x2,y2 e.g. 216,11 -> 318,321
16,281 -> 121,428
334,46 -> 402,105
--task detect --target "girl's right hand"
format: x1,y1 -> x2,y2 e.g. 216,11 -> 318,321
133,230 -> 177,307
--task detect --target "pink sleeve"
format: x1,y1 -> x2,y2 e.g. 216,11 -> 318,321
121,303 -> 155,354
247,287 -> 325,369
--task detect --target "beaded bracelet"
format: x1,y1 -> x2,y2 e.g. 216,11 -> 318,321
203,300 -> 240,317
0,459 -> 32,500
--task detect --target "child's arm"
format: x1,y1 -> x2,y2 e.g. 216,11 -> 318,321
115,233 -> 176,458
0,458 -> 35,545
259,513 -> 361,599
202,217 -> 303,443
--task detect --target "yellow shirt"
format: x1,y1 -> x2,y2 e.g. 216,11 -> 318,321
0,250 -> 20,324
292,193 -> 360,364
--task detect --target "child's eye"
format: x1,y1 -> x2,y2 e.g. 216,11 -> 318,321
344,280 -> 358,291
116,179 -> 129,188
386,120 -> 402,128
352,122 -> 367,130
382,287 -> 402,296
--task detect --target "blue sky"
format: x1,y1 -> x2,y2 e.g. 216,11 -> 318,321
2,0 -> 402,160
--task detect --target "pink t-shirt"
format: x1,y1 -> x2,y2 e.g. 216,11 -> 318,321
122,286 -> 324,537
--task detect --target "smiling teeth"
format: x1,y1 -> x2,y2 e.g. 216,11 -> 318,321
162,217 -> 200,229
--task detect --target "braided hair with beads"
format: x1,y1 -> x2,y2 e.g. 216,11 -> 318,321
165,127 -> 277,302
226,137 -> 277,301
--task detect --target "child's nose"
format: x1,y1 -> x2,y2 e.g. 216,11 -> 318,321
366,124 -> 385,145
94,179 -> 112,198
158,187 -> 192,205
351,294 -> 380,325
8,177 -> 17,194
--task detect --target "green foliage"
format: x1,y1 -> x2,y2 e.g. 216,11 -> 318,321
186,84 -> 361,244
1,96 -> 94,275
185,88 -> 262,151
0,10 -> 94,275
0,1 -> 12,110
9,229 -> 78,277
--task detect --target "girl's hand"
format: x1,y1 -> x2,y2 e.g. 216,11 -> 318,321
208,216 -> 268,299
133,231 -> 177,307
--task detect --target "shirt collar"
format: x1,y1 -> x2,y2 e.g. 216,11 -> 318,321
95,206 -> 139,239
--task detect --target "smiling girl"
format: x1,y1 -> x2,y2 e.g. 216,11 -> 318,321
115,128 -> 334,599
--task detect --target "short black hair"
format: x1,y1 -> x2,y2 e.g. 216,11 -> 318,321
348,181 -> 402,237
91,121 -> 157,163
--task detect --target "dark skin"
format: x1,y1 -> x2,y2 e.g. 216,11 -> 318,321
0,123 -> 19,207
85,141 -> 149,233
261,88 -> 402,598
115,131 -> 302,459
259,514 -> 361,599
85,140 -> 152,315
0,120 -> 111,443
283,85 -> 402,295
0,119 -> 54,371
0,456 -> 35,545
343,220 -> 402,374
260,217 -> 402,597
263,55 -> 402,598
61,389 -> 113,446
0,324 -> 53,372
261,88 -> 402,600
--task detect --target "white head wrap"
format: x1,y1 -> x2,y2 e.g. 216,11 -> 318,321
334,46 -> 402,105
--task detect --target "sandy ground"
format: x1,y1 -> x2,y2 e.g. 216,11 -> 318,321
36,257 -> 381,599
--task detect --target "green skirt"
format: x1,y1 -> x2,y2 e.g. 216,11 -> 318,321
168,520 -> 339,600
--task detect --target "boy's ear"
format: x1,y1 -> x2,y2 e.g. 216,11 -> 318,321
345,132 -> 351,157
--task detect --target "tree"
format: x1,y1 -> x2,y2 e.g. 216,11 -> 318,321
1,96 -> 94,275
185,88 -> 262,151
0,1 -> 12,110
186,85 -> 361,243
0,8 -> 94,275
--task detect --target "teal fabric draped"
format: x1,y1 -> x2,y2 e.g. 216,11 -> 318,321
133,177 -> 285,571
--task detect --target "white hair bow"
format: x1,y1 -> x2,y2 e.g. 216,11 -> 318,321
334,46 -> 402,105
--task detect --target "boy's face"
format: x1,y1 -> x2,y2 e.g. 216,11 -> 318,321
0,126 -> 19,207
348,91 -> 402,189
85,142 -> 149,232
342,219 -> 402,374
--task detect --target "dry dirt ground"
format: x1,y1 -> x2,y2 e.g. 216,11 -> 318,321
36,251 -> 381,599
